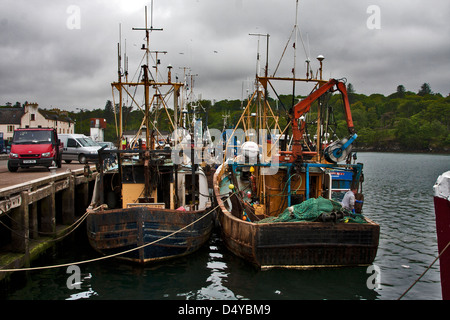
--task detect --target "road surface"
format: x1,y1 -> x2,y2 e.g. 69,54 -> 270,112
0,159 -> 92,189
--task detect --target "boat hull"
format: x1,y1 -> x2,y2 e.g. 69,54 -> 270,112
86,206 -> 214,264
217,205 -> 379,269
434,171 -> 450,300
213,165 -> 379,269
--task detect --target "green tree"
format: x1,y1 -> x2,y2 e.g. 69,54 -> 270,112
418,83 -> 432,96
397,85 -> 405,95
391,85 -> 406,98
104,100 -> 114,124
395,118 -> 416,149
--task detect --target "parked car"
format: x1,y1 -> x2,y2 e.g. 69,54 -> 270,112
8,128 -> 63,172
0,132 -> 5,154
59,134 -> 102,164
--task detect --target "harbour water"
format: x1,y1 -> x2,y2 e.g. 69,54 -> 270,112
1,152 -> 449,300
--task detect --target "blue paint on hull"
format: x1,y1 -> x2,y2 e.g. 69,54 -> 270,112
87,206 -> 214,264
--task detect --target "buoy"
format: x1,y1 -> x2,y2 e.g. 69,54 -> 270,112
229,184 -> 235,190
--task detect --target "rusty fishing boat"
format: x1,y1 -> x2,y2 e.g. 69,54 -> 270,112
86,7 -> 214,264
213,5 -> 379,269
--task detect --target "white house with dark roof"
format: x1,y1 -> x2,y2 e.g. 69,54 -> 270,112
0,103 -> 75,142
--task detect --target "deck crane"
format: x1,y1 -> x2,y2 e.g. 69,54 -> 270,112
290,78 -> 357,163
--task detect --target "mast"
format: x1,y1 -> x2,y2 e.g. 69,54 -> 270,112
109,2 -> 188,209
131,4 -> 163,200
118,24 -> 123,139
292,0 -> 299,109
249,33 -> 269,140
132,5 -> 163,151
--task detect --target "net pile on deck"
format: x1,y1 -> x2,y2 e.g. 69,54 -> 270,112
256,197 -> 367,224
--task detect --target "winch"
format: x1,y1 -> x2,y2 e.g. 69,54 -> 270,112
324,133 -> 358,163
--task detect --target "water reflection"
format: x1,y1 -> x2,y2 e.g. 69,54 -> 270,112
359,152 -> 447,299
2,152 -> 449,300
178,239 -> 241,300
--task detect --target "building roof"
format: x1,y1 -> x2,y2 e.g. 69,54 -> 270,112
39,109 -> 74,123
0,107 -> 24,125
0,106 -> 74,125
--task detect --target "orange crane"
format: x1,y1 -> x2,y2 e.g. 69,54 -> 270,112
290,78 -> 356,163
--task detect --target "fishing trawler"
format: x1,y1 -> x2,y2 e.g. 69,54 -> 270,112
213,4 -> 379,269
86,7 -> 214,264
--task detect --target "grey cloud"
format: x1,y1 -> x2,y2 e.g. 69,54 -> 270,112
1,0 -> 449,110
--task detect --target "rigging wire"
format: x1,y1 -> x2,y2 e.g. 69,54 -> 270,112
273,0 -> 309,77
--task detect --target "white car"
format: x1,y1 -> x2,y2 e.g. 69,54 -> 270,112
59,134 -> 102,164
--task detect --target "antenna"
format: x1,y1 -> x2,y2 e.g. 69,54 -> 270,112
151,0 -> 154,29
292,0 -> 300,107
132,5 -> 163,71
249,33 -> 270,79
293,0 -> 298,79
117,23 -> 122,82
124,38 -> 128,81
151,50 -> 167,82
272,0 -> 309,79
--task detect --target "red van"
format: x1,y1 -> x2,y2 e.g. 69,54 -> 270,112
8,128 -> 63,172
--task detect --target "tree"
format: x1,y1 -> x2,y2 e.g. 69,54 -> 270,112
346,83 -> 355,104
104,100 -> 114,124
346,83 -> 355,94
396,85 -> 406,98
418,83 -> 432,96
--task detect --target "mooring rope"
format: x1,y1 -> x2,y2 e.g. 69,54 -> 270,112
0,208 -> 93,243
0,199 -> 223,273
398,240 -> 450,300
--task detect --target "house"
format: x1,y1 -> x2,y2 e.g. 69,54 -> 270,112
0,103 -> 75,142
0,107 -> 23,141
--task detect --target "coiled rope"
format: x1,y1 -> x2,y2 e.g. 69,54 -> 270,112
0,199 -> 223,273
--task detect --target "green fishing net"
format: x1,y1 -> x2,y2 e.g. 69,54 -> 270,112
256,196 -> 367,224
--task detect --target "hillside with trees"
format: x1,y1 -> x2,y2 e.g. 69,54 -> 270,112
194,82 -> 450,153
5,83 -> 448,153
342,83 -> 450,152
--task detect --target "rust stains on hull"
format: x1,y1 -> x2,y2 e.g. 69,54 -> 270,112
213,166 -> 380,269
86,206 -> 214,264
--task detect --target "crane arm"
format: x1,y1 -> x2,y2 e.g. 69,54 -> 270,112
290,78 -> 355,161
293,78 -> 354,132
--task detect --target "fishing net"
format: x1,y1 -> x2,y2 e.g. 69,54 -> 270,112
256,196 -> 367,224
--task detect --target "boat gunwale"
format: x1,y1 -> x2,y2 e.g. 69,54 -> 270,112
213,163 -> 379,229
87,205 -> 212,216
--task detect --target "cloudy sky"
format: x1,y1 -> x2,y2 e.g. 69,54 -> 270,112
1,0 -> 449,111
